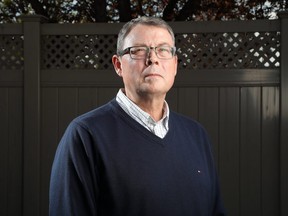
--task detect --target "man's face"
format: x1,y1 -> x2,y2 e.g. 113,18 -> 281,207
113,24 -> 178,100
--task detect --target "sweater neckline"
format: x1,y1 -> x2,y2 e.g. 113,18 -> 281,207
109,99 -> 175,146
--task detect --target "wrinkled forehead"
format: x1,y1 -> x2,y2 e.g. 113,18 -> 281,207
123,24 -> 174,47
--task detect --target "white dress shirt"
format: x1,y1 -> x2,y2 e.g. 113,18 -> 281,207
116,89 -> 169,139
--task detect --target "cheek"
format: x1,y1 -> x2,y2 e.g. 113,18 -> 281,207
121,64 -> 143,84
123,58 -> 144,70
164,63 -> 177,78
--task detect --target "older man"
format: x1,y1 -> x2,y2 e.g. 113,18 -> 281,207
49,16 -> 226,216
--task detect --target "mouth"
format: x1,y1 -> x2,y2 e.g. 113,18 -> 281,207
145,73 -> 162,78
144,73 -> 163,80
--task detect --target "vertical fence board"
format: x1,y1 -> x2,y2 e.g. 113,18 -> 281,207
198,87 -> 220,164
0,88 -> 9,216
219,87 -> 240,216
41,88 -> 60,216
8,88 -> 23,216
78,88 -> 99,115
0,88 -> 23,216
262,87 -> 280,216
177,87 -> 199,120
97,88 -> 118,106
58,88 -> 79,137
240,87 -> 261,216
166,87 -> 178,112
279,12 -> 288,216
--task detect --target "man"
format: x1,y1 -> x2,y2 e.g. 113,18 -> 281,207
49,16 -> 226,216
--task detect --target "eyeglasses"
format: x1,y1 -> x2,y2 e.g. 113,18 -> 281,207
119,45 -> 176,60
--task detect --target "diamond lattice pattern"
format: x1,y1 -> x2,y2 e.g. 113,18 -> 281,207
1,31 -> 280,71
176,31 -> 280,69
0,35 -> 24,70
42,34 -> 117,69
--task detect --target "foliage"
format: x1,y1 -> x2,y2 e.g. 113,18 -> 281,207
0,0 -> 287,23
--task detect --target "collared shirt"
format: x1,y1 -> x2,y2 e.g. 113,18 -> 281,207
116,89 -> 169,139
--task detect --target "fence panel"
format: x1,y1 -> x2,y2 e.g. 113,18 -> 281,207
0,14 -> 287,216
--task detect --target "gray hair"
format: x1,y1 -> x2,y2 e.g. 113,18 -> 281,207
116,16 -> 175,55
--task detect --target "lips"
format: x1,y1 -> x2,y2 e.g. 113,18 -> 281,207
145,73 -> 162,78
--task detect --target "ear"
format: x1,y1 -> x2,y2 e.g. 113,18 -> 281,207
174,55 -> 178,76
112,55 -> 123,77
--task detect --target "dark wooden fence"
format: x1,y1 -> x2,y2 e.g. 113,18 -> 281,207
1,13 -> 288,216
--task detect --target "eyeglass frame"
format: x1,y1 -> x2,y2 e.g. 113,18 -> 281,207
118,45 -> 177,60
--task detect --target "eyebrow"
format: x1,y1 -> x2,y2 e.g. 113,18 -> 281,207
130,43 -> 173,47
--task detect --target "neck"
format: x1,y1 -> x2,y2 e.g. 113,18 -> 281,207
124,89 -> 166,121
138,99 -> 165,121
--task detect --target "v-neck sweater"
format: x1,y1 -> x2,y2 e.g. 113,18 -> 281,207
49,99 -> 226,216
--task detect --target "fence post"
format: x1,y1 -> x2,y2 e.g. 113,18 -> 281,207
21,15 -> 47,216
279,11 -> 288,216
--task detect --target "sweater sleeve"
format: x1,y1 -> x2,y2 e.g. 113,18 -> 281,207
49,121 -> 99,216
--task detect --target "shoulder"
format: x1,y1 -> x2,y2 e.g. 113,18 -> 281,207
58,99 -> 122,145
60,99 -> 123,137
73,99 -> 120,126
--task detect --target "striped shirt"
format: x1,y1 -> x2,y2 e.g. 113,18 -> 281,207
116,89 -> 169,139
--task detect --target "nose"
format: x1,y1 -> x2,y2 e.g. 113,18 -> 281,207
145,48 -> 158,66
146,58 -> 152,66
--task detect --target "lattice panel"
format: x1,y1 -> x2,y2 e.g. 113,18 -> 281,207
176,31 -> 280,69
42,35 -> 117,69
0,35 -> 24,70
41,31 -> 280,70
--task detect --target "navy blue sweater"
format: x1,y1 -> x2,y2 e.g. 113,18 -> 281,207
49,99 -> 226,216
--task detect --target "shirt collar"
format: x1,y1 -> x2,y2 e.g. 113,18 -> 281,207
116,89 -> 170,130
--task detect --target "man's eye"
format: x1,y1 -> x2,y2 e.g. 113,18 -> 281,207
131,47 -> 146,55
158,47 -> 170,53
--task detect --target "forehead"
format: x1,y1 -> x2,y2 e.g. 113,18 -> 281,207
123,24 -> 174,47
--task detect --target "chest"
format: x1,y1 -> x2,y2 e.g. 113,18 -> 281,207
96,133 -> 214,215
